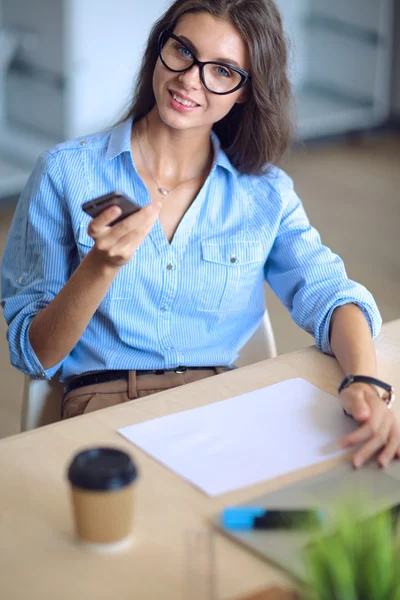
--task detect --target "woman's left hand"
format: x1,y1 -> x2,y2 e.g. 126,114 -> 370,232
339,382 -> 400,468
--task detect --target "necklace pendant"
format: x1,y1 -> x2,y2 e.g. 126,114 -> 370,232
158,187 -> 169,196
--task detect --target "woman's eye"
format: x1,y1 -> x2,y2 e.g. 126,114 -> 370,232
176,45 -> 193,59
215,66 -> 232,78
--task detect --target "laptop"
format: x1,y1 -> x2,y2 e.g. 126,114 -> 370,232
213,460 -> 400,581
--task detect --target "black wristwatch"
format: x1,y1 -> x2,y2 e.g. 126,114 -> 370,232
338,375 -> 395,409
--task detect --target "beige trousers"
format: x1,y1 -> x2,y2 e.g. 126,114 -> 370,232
62,368 -> 223,419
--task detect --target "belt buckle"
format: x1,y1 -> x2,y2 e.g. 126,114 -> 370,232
175,366 -> 187,374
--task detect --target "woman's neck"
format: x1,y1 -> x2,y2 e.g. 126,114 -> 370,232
133,108 -> 214,185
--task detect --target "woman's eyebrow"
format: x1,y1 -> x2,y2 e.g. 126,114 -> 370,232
176,34 -> 241,68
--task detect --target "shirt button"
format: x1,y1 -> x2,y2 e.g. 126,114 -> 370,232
165,346 -> 172,351
167,263 -> 174,271
80,140 -> 86,146
161,305 -> 169,312
230,257 -> 238,264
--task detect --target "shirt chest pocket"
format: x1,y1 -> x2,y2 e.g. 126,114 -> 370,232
76,223 -> 139,300
197,240 -> 265,313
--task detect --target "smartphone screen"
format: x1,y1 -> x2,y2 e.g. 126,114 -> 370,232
82,191 -> 141,225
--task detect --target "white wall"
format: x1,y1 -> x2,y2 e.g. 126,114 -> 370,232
65,0 -> 170,137
392,0 -> 400,116
275,0 -> 311,90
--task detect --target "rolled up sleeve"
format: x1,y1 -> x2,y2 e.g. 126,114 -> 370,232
1,151 -> 75,379
264,176 -> 382,355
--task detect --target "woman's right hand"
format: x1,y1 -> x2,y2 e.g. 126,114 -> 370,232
87,201 -> 161,269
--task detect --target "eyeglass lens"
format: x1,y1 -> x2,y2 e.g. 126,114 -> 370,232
161,35 -> 243,94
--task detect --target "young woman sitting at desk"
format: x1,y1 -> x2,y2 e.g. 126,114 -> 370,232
1,0 -> 398,468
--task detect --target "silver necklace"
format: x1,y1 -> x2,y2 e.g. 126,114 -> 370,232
135,125 -> 200,196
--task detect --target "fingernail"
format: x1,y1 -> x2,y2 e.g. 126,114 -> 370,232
354,458 -> 363,468
152,202 -> 162,212
380,459 -> 388,469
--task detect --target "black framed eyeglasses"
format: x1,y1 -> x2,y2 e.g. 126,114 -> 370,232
158,30 -> 250,96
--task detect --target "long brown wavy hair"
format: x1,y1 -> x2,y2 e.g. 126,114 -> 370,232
122,0 -> 293,175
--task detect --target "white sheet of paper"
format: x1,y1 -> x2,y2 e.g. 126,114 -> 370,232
118,378 -> 356,496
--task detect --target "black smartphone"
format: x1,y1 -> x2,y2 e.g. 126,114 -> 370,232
82,191 -> 141,226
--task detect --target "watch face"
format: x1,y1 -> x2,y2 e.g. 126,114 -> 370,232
386,389 -> 395,409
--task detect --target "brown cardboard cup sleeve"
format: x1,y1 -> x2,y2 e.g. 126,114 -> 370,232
67,447 -> 138,553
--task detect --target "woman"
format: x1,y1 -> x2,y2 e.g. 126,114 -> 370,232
1,0 -> 398,468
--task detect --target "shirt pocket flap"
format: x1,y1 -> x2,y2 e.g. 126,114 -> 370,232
201,241 -> 264,266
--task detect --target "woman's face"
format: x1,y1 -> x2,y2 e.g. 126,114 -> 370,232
152,12 -> 250,133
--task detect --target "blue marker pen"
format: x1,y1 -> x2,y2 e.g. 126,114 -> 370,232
222,506 -> 324,531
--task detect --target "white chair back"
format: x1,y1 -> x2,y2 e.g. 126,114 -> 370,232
21,377 -> 63,432
21,311 -> 276,431
235,310 -> 277,368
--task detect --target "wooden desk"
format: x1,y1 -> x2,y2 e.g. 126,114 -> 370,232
1,320 -> 399,600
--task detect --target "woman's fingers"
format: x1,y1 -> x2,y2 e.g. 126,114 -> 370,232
340,409 -> 387,449
378,424 -> 400,468
88,201 -> 161,266
352,425 -> 390,468
339,405 -> 396,468
108,203 -> 160,247
340,422 -> 370,449
339,383 -> 400,469
88,206 -> 122,236
89,202 -> 160,240
110,212 -> 161,260
107,202 -> 160,240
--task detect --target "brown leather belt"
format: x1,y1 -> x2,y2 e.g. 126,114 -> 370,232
64,367 -> 231,395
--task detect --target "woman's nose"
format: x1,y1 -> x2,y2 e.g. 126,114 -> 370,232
178,64 -> 202,90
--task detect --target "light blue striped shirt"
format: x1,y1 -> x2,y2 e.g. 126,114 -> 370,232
1,117 -> 381,381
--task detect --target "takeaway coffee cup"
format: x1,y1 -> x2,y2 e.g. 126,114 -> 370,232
67,447 -> 138,552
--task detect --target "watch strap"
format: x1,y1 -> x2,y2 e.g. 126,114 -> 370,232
339,375 -> 395,409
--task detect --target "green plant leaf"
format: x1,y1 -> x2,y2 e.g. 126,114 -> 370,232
303,503 -> 400,600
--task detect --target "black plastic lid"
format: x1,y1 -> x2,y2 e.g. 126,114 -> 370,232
67,448 -> 138,491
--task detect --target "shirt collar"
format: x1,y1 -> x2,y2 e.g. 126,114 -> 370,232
210,130 -> 236,175
105,118 -> 134,160
106,116 -> 236,175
